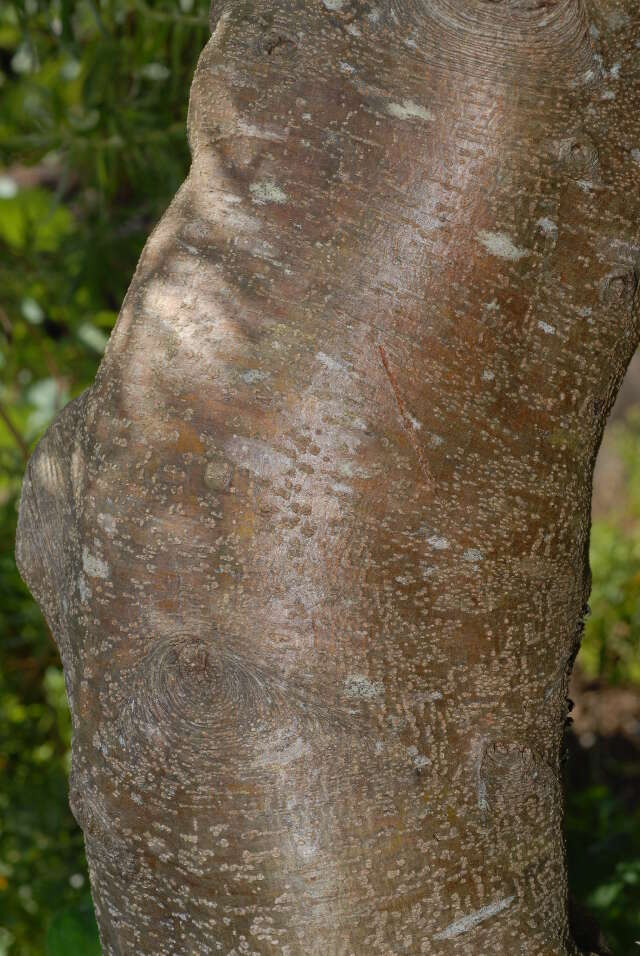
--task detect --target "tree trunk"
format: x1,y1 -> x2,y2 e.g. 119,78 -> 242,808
15,1 -> 640,953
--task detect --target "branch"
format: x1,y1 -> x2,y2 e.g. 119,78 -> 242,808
0,401 -> 29,463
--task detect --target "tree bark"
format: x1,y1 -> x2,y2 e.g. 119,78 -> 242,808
15,1 -> 640,953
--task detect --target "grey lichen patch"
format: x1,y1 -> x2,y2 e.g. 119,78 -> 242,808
240,369 -> 271,385
77,574 -> 91,603
386,99 -> 435,122
82,547 -> 110,579
407,745 -> 430,770
249,181 -> 288,205
477,231 -> 530,262
463,548 -> 483,563
426,534 -> 449,550
337,461 -> 371,479
204,455 -> 232,492
538,320 -> 556,335
316,350 -> 351,374
536,216 -> 558,238
226,436 -> 292,483
97,512 -> 117,535
343,674 -> 384,700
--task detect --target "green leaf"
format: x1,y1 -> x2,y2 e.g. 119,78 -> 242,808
588,881 -> 623,909
46,903 -> 101,956
60,0 -> 77,45
76,322 -> 108,353
0,188 -> 73,252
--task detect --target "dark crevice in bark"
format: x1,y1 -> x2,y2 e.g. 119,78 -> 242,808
569,895 -> 613,956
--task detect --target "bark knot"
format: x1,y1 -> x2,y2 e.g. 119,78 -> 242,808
558,133 -> 600,181
599,267 -> 638,311
254,32 -> 297,57
477,740 -> 557,816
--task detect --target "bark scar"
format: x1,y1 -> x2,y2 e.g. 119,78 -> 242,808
433,895 -> 516,940
378,344 -> 435,489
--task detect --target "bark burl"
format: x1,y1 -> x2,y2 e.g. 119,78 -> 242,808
15,1 -> 640,953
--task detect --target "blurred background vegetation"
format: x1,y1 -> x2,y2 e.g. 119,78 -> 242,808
0,1 -> 638,953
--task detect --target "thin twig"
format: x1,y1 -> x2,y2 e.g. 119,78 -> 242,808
0,306 -> 11,338
134,0 -> 209,25
0,401 -> 30,463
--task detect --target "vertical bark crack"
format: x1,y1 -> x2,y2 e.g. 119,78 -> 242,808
378,344 -> 436,490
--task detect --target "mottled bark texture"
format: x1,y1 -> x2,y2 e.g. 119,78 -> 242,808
15,0 -> 640,953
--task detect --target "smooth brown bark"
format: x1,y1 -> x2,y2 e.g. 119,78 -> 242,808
15,1 -> 640,953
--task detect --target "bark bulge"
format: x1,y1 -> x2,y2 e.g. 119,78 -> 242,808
15,0 -> 640,953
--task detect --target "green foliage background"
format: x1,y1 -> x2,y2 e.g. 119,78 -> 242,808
0,1 -> 638,953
